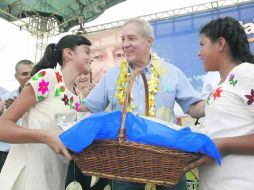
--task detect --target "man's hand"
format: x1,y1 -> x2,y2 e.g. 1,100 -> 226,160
5,96 -> 17,109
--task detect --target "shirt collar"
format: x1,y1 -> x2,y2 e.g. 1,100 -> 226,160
127,56 -> 152,74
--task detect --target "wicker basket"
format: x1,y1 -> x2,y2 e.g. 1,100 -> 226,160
73,69 -> 201,187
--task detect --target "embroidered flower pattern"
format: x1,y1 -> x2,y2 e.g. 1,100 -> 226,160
212,87 -> 223,100
69,97 -> 74,109
228,73 -> 237,87
74,102 -> 81,112
245,89 -> 254,105
55,72 -> 63,83
55,86 -> 65,97
32,70 -> 48,101
37,79 -> 49,101
206,95 -> 211,105
61,94 -> 80,112
61,94 -> 69,105
37,96 -> 46,102
32,70 -> 46,81
38,79 -> 49,95
33,69 -> 80,111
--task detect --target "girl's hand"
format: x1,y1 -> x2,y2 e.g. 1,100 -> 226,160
43,129 -> 72,160
183,138 -> 225,172
183,155 -> 215,173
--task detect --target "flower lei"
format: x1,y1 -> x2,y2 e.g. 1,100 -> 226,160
116,55 -> 160,117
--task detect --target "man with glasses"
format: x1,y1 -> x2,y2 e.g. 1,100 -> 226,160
0,59 -> 34,171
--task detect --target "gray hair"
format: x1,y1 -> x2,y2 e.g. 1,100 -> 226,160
15,59 -> 34,73
122,18 -> 154,39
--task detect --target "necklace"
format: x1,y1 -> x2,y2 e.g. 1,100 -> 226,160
116,55 -> 160,116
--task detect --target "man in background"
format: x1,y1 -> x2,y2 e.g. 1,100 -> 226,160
0,87 -> 8,118
0,59 -> 34,171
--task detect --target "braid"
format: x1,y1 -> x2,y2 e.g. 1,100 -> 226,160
200,17 -> 254,64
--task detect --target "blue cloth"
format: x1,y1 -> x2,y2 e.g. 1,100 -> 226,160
84,60 -> 203,120
60,111 -> 221,164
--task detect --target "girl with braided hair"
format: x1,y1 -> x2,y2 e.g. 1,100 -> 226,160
184,17 -> 254,190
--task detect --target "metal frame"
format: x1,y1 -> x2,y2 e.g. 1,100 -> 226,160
0,0 -> 120,36
1,0 -> 253,61
74,0 -> 254,34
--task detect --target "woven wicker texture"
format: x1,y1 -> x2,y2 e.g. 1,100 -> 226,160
74,69 -> 201,187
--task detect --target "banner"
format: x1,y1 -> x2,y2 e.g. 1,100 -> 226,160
87,2 -> 254,91
84,3 -> 254,189
86,28 -> 125,83
152,1 -> 254,91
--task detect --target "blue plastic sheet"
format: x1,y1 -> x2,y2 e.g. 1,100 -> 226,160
60,111 -> 221,164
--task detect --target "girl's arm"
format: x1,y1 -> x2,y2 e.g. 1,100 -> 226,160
188,100 -> 206,119
217,134 -> 254,155
183,134 -> 254,172
0,85 -> 71,160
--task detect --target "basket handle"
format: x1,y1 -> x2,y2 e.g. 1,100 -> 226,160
118,69 -> 149,144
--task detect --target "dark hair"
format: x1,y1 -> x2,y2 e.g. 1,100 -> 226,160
200,17 -> 254,64
32,35 -> 92,75
15,59 -> 34,73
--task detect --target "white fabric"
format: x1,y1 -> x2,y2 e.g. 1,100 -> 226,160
0,69 -> 81,190
200,71 -> 220,99
199,63 -> 254,190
